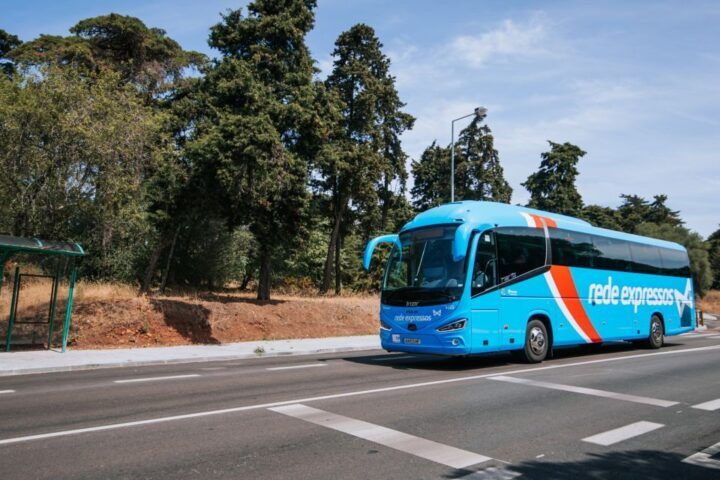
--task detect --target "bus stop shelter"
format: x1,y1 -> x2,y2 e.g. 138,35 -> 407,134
0,235 -> 85,352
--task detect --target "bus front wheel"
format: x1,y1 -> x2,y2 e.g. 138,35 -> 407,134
520,319 -> 549,363
645,315 -> 664,349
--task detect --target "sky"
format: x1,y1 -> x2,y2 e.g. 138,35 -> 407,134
3,0 -> 719,236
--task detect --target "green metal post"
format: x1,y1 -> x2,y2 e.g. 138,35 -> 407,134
0,251 -> 6,298
46,269 -> 60,350
60,266 -> 78,353
5,266 -> 21,352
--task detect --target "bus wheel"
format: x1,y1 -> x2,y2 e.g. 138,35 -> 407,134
521,319 -> 549,363
645,315 -> 664,349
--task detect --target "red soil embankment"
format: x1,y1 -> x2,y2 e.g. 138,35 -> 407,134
0,282 -> 380,349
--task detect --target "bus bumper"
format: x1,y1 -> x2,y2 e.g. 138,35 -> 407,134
380,329 -> 471,355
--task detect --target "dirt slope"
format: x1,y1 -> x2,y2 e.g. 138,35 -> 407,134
0,282 -> 379,349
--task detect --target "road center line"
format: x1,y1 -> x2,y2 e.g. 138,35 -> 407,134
1,344 -> 717,446
269,403 -> 492,469
0,390 -> 15,394
113,374 -> 201,384
692,398 -> 720,411
682,440 -> 720,470
582,421 -> 664,446
490,376 -> 678,407
266,363 -> 327,371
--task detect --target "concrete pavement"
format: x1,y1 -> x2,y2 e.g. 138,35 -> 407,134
1,333 -> 720,478
0,334 -> 379,376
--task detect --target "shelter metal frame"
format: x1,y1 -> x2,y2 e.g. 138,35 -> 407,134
0,236 -> 84,352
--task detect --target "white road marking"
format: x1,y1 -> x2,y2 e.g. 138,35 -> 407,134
266,363 -> 327,371
113,374 -> 200,384
373,355 -> 417,362
682,440 -> 720,470
490,376 -> 678,407
268,403 -> 492,469
0,390 -> 15,394
678,333 -> 717,339
582,421 -> 664,446
692,398 -> 720,411
1,344 -> 718,446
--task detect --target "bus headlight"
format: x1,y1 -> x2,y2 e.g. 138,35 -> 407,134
380,319 -> 392,331
437,318 -> 467,332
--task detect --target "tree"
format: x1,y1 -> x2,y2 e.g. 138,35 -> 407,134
192,0 -> 321,300
580,205 -> 622,230
317,23 -> 414,294
410,142 -> 450,210
617,194 -> 683,233
0,66 -> 168,280
411,113 -> 511,209
0,29 -> 21,76
635,222 -> 713,297
523,141 -> 585,216
708,227 -> 720,290
9,14 -> 205,96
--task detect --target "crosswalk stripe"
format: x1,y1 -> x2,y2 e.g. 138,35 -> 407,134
269,403 -> 492,469
582,421 -> 664,446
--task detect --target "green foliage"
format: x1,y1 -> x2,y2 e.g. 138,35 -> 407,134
523,141 -> 585,216
635,222 -> 713,297
708,227 -> 720,289
0,29 -> 21,76
617,194 -> 683,233
411,114 -> 511,209
580,205 -> 623,230
314,23 -> 414,293
192,0 -> 320,300
0,66 -> 168,281
9,14 -> 205,95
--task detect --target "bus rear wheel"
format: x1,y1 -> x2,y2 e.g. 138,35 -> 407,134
520,319 -> 549,363
645,315 -> 664,349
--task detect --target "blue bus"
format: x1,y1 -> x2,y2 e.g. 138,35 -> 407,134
363,201 -> 695,362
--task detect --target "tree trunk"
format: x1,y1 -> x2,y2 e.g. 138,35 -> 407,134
240,270 -> 252,291
140,238 -> 165,294
334,231 -> 342,295
380,174 -> 391,231
160,226 -> 180,293
321,202 -> 344,294
257,247 -> 272,301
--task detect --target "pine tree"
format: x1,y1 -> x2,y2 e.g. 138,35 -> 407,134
523,141 -> 585,216
580,205 -> 622,230
193,0 -> 319,300
318,23 -> 414,294
707,227 -> 720,289
411,113 -> 511,209
617,194 -> 683,233
0,29 -> 21,76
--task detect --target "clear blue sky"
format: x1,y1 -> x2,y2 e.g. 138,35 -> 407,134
4,0 -> 719,236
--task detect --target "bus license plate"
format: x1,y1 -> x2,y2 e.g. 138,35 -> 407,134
404,338 -> 421,345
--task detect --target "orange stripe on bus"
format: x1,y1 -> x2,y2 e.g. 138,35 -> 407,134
528,214 -> 544,228
541,216 -> 557,228
550,266 -> 602,343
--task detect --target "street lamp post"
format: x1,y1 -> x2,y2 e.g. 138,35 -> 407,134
450,106 -> 487,202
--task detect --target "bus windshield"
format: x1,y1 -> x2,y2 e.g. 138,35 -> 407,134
382,225 -> 466,306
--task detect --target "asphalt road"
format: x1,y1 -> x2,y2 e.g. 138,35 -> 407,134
2,333 -> 720,479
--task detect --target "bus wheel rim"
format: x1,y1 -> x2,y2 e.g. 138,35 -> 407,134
652,320 -> 662,343
529,326 -> 546,355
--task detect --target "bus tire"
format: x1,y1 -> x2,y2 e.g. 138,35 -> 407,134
645,315 -> 664,349
521,319 -> 549,363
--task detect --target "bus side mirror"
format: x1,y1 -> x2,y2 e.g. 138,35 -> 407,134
363,234 -> 400,271
453,223 -> 473,262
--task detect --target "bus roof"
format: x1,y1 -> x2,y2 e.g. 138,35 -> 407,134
400,201 -> 686,252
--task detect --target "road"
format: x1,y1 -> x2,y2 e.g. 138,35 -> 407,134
2,333 -> 720,479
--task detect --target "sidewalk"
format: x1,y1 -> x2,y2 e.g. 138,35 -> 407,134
0,335 -> 381,376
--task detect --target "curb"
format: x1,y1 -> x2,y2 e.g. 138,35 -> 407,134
0,343 -> 381,377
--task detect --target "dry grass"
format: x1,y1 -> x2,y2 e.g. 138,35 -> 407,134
697,290 -> 720,314
1,280 -> 379,349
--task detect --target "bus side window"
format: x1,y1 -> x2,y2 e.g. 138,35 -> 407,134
496,227 -> 546,283
472,231 -> 497,295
